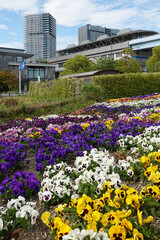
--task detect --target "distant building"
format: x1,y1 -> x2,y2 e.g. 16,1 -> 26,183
0,47 -> 33,71
24,13 -> 56,62
49,29 -> 158,76
0,47 -> 55,92
78,24 -> 119,44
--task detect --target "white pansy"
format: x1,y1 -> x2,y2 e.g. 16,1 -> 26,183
42,191 -> 52,202
31,210 -> 39,225
0,218 -> 3,231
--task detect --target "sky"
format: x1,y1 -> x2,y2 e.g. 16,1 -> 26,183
0,0 -> 160,51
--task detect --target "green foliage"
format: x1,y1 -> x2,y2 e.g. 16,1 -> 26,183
0,78 -> 8,93
115,47 -> 141,73
36,59 -> 48,63
121,47 -> 133,60
92,72 -> 160,99
92,56 -> 118,70
146,46 -> 160,72
0,69 -> 18,94
81,82 -> 105,101
116,57 -> 142,73
29,78 -> 83,99
60,55 -> 94,76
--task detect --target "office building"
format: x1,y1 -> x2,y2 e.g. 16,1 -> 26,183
24,13 -> 56,62
49,28 -> 158,76
78,24 -> 119,44
0,47 -> 55,91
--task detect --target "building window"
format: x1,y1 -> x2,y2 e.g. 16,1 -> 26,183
58,63 -> 64,68
28,67 -> 45,79
116,52 -> 122,58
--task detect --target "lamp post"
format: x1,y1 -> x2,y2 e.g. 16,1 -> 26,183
19,61 -> 25,94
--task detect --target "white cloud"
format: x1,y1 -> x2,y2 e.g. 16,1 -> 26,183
87,7 -> 138,29
0,41 -> 23,49
0,0 -> 39,13
57,35 -> 78,50
42,0 -> 160,32
42,0 -> 96,26
0,24 -> 8,30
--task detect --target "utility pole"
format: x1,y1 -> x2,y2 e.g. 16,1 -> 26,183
19,61 -> 25,94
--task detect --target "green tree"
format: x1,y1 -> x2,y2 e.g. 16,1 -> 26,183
60,55 -> 94,76
146,46 -> 160,72
36,59 -> 48,63
93,56 -> 117,70
115,48 -> 142,73
0,69 -> 19,96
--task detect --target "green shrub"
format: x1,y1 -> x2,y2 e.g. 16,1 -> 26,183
29,78 -> 83,99
92,73 -> 160,99
81,82 -> 105,101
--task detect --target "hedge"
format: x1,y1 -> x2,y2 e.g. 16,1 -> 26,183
91,72 -> 160,99
29,77 -> 83,99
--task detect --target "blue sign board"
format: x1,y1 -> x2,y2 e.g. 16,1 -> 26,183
20,61 -> 25,70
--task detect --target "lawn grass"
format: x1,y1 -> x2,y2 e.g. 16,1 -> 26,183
0,95 -> 95,125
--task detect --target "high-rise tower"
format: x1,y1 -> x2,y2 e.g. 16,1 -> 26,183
24,13 -> 56,62
78,24 -> 119,44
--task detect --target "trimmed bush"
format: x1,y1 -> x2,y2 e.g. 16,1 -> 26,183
92,73 -> 160,99
81,82 -> 105,101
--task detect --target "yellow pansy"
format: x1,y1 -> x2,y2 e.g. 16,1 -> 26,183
102,191 -> 111,203
87,220 -> 97,232
94,198 -> 105,211
103,181 -> 111,190
69,198 -> 77,207
122,184 -> 130,191
56,223 -> 71,240
126,194 -> 142,209
144,164 -> 158,178
133,229 -> 144,240
55,204 -> 67,216
101,210 -> 118,226
147,185 -> 160,197
54,128 -> 62,134
81,123 -> 90,129
137,210 -> 153,225
116,209 -> 132,219
41,211 -> 51,226
140,156 -> 150,167
25,118 -> 32,121
148,171 -> 160,183
35,131 -> 41,135
115,189 -> 126,200
92,211 -> 101,222
76,197 -> 86,215
54,217 -> 63,229
126,187 -> 138,196
109,225 -> 126,240
155,152 -> 160,162
140,187 -> 148,197
120,218 -> 133,231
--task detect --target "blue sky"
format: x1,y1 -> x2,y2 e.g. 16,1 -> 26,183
0,0 -> 160,50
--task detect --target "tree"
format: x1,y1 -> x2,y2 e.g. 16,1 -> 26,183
36,59 -> 48,63
115,48 -> 142,73
93,56 -> 117,70
146,46 -> 160,72
60,55 -> 94,76
0,69 -> 19,96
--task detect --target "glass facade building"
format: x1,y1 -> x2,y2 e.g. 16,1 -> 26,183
24,13 -> 56,62
78,24 -> 119,44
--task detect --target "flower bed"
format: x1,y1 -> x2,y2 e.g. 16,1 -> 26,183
1,93 -> 160,239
